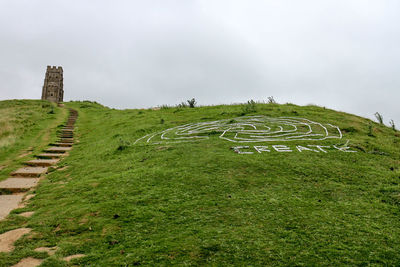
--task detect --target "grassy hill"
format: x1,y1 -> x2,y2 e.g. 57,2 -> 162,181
1,100 -> 400,266
0,100 -> 65,182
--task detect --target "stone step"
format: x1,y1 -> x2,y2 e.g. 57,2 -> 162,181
58,137 -> 73,140
25,159 -> 59,167
36,153 -> 65,159
51,142 -> 72,147
58,134 -> 73,138
59,138 -> 74,143
59,134 -> 73,137
11,167 -> 47,177
0,178 -> 39,193
59,137 -> 74,143
44,147 -> 71,153
61,129 -> 74,132
0,195 -> 24,220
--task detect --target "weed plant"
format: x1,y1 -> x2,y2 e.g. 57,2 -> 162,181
187,98 -> 197,108
267,96 -> 276,104
390,119 -> 396,131
241,100 -> 257,114
375,112 -> 384,124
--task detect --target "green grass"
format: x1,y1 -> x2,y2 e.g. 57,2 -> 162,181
0,100 -> 65,182
1,100 -> 400,266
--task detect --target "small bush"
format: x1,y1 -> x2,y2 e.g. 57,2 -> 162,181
187,98 -> 197,108
267,96 -> 276,104
160,105 -> 172,109
177,102 -> 188,108
374,112 -> 384,124
390,120 -> 396,131
241,100 -> 257,114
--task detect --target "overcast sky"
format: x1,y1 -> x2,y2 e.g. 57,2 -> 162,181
0,0 -> 399,125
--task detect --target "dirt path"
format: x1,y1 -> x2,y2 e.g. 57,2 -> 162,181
0,108 -> 79,266
0,106 -> 67,181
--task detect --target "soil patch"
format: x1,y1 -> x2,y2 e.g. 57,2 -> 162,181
0,228 -> 31,252
12,257 -> 42,267
19,211 -> 35,218
64,254 -> 86,262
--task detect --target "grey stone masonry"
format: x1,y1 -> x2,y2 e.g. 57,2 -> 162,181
41,66 -> 63,103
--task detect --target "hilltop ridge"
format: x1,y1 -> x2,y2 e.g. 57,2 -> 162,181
0,100 -> 399,265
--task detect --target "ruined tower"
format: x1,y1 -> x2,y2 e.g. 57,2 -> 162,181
41,66 -> 64,103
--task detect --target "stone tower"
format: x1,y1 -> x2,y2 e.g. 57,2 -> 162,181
41,66 -> 64,103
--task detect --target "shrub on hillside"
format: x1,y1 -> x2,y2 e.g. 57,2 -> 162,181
187,98 -> 197,108
267,96 -> 276,104
241,100 -> 257,114
390,120 -> 396,131
375,112 -> 384,124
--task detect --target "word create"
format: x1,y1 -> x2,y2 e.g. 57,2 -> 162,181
232,144 -> 357,154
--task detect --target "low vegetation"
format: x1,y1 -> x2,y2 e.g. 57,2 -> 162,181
0,100 -> 399,265
374,111 -> 384,124
390,119 -> 396,131
0,100 -> 65,182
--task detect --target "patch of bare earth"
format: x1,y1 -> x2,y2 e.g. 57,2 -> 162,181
0,194 -> 24,220
19,211 -> 35,218
0,228 -> 31,252
63,254 -> 86,262
12,257 -> 42,267
57,165 -> 69,171
23,193 -> 35,202
17,147 -> 33,159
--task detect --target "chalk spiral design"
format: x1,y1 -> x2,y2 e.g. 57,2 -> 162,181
134,116 -> 342,144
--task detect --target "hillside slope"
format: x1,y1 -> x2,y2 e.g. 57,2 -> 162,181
1,101 -> 399,266
0,100 -> 65,182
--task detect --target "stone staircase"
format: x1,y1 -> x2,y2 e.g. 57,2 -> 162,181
0,108 -> 78,220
